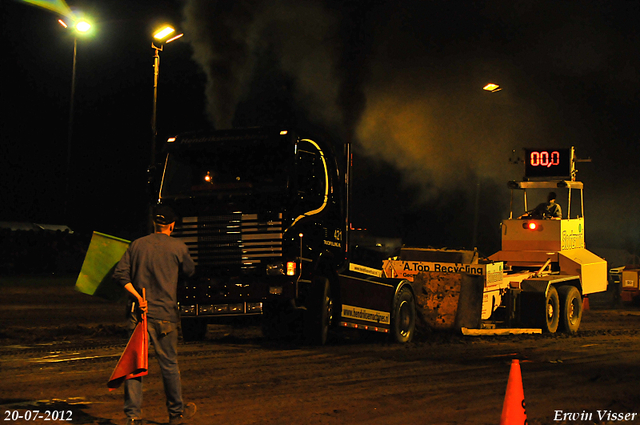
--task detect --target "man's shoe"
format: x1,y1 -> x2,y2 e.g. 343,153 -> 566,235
125,418 -> 143,425
169,403 -> 197,425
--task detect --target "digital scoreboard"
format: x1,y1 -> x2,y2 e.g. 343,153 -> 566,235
524,148 -> 574,179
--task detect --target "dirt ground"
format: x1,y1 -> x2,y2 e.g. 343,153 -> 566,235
1,274 -> 640,425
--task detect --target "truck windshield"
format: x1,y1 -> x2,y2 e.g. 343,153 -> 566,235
160,137 -> 292,199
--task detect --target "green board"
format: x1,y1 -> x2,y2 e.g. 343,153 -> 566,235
75,231 -> 131,302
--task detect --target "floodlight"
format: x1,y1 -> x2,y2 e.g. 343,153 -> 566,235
483,83 -> 501,93
153,26 -> 175,41
75,20 -> 91,32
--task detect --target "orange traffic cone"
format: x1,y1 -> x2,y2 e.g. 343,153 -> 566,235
500,359 -> 527,425
582,296 -> 590,311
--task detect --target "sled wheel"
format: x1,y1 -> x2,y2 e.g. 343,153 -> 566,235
392,286 -> 416,344
541,286 -> 560,333
558,285 -> 582,334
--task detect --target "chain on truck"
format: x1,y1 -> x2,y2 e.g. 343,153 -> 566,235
153,127 -> 417,345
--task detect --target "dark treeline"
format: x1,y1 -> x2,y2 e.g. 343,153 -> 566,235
0,228 -> 91,275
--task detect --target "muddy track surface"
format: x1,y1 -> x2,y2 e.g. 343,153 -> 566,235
2,276 -> 640,425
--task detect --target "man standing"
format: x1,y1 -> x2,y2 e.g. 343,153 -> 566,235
113,205 -> 196,425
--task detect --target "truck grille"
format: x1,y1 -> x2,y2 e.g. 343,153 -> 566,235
174,213 -> 283,266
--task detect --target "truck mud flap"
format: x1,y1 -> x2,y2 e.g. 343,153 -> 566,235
412,272 -> 484,331
338,271 -> 395,333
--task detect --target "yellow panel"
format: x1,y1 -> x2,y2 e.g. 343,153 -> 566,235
558,248 -> 607,295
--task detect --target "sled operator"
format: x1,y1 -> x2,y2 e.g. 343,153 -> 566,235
520,191 -> 562,220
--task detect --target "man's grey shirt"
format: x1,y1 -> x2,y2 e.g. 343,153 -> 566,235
114,233 -> 195,322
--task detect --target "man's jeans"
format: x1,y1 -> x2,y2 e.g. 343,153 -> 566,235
124,318 -> 183,419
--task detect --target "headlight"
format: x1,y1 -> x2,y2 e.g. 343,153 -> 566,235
180,305 -> 197,316
247,302 -> 262,313
266,262 -> 285,276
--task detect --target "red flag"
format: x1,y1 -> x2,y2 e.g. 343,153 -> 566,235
108,310 -> 148,390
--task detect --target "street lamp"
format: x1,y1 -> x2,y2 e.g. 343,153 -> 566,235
483,83 -> 501,93
147,25 -> 183,233
472,82 -> 503,248
58,17 -> 93,218
150,25 -> 183,167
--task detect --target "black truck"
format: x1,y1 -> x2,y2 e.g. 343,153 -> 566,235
154,127 -> 415,344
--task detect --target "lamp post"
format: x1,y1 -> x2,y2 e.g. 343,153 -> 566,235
147,25 -> 183,233
472,82 -> 502,248
150,25 -> 183,167
59,17 -> 92,218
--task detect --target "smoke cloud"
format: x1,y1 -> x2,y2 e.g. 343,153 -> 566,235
180,1 -> 519,196
180,0 -> 640,250
182,0 -> 347,131
182,0 -> 262,129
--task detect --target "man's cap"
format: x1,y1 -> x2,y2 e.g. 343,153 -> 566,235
153,205 -> 178,225
548,192 -> 557,201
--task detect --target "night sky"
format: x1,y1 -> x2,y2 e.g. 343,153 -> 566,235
2,0 -> 639,258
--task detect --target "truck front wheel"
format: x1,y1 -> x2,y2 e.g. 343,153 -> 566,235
558,285 -> 582,334
541,286 -> 560,333
392,286 -> 416,344
304,276 -> 333,345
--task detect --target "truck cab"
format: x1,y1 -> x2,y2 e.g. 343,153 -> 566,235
156,128 -> 347,342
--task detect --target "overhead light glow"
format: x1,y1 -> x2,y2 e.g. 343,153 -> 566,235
23,0 -> 73,19
75,20 -> 91,32
483,83 -> 501,92
153,26 -> 175,40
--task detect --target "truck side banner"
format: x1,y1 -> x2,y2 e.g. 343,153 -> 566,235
348,263 -> 383,278
383,260 -> 503,287
342,304 -> 391,325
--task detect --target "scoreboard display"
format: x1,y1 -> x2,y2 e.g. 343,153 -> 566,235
524,148 -> 574,179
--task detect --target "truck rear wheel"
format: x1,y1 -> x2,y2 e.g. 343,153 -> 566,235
558,285 -> 582,334
392,286 -> 416,344
304,276 -> 333,345
181,318 -> 207,342
541,286 -> 560,333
